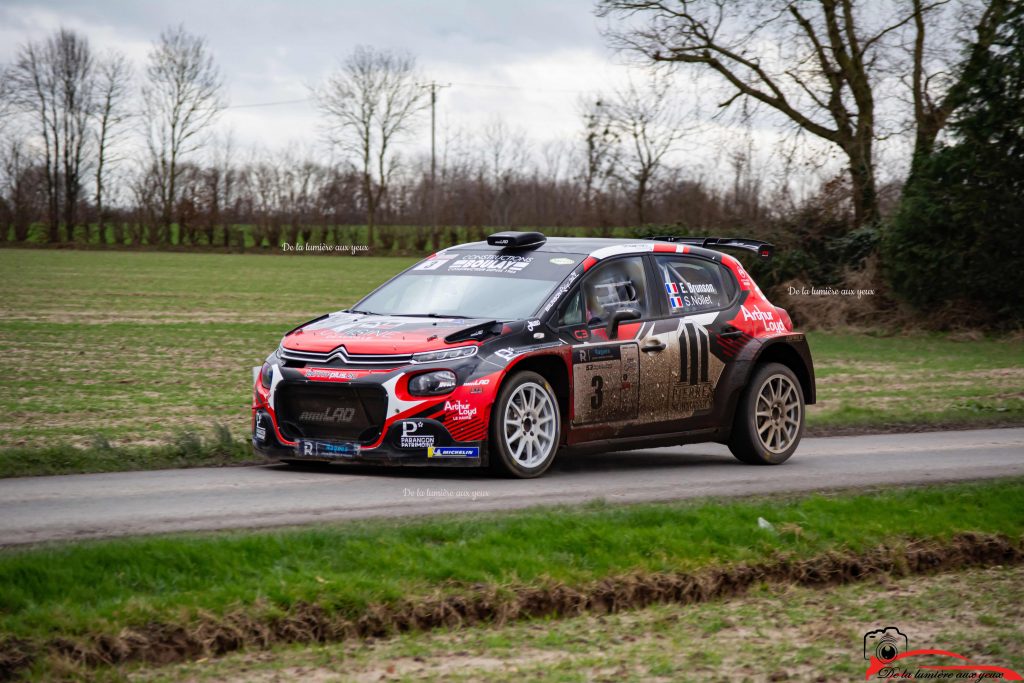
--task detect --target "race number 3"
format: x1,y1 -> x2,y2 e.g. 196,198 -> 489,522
591,375 -> 604,409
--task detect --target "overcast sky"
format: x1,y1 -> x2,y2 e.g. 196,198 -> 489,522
1,0 -> 873,195
0,1 -> 652,153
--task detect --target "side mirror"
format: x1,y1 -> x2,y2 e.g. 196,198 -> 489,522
607,307 -> 641,339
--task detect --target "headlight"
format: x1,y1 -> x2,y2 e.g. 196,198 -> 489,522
260,362 -> 273,389
412,346 -> 478,364
408,370 -> 457,396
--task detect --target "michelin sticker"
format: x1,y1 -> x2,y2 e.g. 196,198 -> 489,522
427,446 -> 480,458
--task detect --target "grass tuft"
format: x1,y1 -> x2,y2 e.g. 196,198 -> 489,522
0,424 -> 264,479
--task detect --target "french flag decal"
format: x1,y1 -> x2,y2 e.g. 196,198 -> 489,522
669,295 -> 684,308
665,282 -> 679,294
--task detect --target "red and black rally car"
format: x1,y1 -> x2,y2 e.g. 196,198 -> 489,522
252,232 -> 815,478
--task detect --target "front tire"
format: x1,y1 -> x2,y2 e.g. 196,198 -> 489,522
489,371 -> 561,478
729,362 -> 804,465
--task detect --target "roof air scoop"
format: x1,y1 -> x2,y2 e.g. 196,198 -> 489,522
487,231 -> 546,249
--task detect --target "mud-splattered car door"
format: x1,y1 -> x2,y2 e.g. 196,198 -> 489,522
553,256 -> 654,441
635,253 -> 741,432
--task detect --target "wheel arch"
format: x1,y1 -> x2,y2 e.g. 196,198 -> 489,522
751,339 -> 816,405
501,353 -> 572,439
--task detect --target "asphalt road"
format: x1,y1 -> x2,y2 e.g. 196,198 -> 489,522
1,428 -> 1022,546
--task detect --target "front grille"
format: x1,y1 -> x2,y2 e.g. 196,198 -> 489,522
275,383 -> 387,442
280,345 -> 413,369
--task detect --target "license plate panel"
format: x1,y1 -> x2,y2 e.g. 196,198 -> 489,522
296,440 -> 361,459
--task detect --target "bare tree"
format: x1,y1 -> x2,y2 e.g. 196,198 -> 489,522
142,25 -> 224,244
908,0 -> 1010,160
206,131 -> 238,247
540,138 -> 571,185
597,0 -> 1010,226
10,28 -> 95,241
93,50 -> 132,242
481,117 -> 530,227
608,76 -> 688,224
314,46 -> 427,243
0,67 -> 14,133
577,95 -> 620,226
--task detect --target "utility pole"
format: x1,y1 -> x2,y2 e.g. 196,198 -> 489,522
419,81 -> 450,231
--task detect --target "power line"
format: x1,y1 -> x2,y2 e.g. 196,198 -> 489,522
227,96 -> 311,109
224,79 -> 591,110
450,80 -> 589,94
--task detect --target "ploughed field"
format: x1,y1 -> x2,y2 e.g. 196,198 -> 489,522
0,249 -> 1020,457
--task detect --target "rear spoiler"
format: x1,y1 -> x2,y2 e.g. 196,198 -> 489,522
646,236 -> 774,261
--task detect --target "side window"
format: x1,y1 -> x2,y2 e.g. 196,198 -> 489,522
557,288 -> 584,326
655,255 -> 735,314
579,256 -> 649,325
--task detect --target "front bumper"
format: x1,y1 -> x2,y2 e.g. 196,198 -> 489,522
251,346 -> 500,470
252,408 -> 489,468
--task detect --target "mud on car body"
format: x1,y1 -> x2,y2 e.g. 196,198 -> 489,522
252,231 -> 816,478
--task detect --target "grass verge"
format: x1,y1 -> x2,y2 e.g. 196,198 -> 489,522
1,479 -> 1022,678
132,565 -> 1024,682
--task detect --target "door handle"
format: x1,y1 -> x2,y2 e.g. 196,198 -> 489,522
719,329 -> 745,339
642,339 -> 666,352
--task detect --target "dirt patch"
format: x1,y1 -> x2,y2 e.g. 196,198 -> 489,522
347,652 -> 548,683
805,419 -> 1024,437
2,532 -> 1021,681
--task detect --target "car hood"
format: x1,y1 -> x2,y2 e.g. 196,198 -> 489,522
281,313 -> 496,355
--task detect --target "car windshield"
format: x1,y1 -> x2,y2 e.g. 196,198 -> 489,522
355,251 -> 584,320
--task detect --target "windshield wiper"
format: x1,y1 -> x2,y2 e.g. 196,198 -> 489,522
346,309 -> 376,315
391,312 -> 473,319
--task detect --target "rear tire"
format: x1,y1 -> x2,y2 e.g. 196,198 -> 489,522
729,362 -> 804,465
489,371 -> 561,478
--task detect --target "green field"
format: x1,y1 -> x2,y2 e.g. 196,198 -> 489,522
1,479 -> 1021,679
0,250 -> 1021,476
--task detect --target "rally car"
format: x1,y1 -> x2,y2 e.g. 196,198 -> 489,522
252,231 -> 815,478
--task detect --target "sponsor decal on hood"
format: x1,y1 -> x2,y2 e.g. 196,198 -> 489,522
283,314 -> 495,354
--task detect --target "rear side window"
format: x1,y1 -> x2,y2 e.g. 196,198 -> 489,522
655,255 -> 736,314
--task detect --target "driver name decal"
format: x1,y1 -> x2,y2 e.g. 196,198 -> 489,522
665,281 -> 718,309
